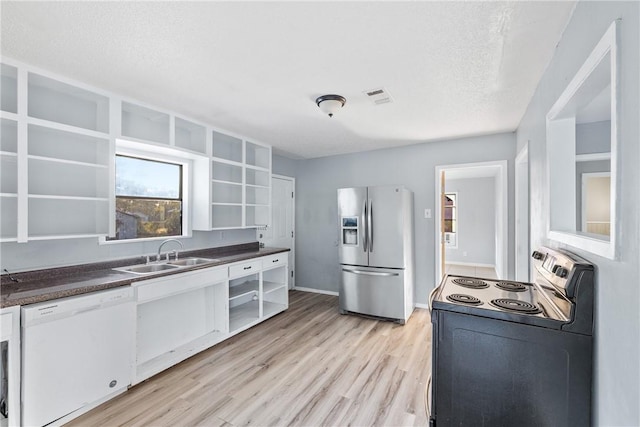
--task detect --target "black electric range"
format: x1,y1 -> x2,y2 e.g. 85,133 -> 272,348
428,247 -> 594,427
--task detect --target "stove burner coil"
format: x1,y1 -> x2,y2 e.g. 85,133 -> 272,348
446,294 -> 483,306
490,298 -> 541,314
452,278 -> 489,289
495,281 -> 527,292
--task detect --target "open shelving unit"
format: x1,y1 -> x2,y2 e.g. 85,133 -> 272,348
228,273 -> 260,332
262,264 -> 288,317
194,129 -> 272,230
1,58 -> 275,241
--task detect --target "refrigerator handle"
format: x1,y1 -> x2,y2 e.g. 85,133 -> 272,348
342,268 -> 399,277
362,198 -> 368,252
368,199 -> 373,252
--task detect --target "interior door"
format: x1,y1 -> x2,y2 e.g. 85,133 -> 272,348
338,187 -> 368,267
260,176 -> 295,288
367,186 -> 405,269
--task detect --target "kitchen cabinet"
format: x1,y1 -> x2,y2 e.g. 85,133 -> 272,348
133,253 -> 288,383
193,130 -> 272,230
0,306 -> 20,427
133,266 -> 228,383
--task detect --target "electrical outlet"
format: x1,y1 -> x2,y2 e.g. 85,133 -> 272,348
424,209 -> 432,219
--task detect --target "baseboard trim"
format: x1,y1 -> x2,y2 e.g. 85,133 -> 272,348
293,286 -> 339,296
414,303 -> 429,310
446,262 -> 496,269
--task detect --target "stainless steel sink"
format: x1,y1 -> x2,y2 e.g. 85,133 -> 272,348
167,257 -> 217,266
116,263 -> 181,274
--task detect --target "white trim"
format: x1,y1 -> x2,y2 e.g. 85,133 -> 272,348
545,20 -> 618,260
576,152 -> 611,162
515,143 -> 530,281
435,160 -> 508,286
269,174 -> 295,289
414,303 -> 429,310
445,261 -> 496,269
292,286 -> 338,296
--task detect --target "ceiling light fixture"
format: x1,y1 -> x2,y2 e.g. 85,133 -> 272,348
315,94 -> 346,118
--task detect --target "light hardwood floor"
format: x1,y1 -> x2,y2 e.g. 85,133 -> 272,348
67,291 -> 432,427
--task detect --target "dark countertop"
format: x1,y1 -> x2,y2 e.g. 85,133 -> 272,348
0,242 -> 289,308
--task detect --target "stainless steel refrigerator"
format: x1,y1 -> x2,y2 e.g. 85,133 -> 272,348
337,185 -> 415,323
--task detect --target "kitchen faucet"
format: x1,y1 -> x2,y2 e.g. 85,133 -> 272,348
157,238 -> 184,261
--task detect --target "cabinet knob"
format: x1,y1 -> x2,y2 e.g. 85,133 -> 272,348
273,259 -> 278,263
243,266 -> 251,270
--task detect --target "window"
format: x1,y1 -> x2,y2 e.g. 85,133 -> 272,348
444,192 -> 457,247
112,155 -> 183,240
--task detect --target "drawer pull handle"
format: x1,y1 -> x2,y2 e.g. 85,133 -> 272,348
244,266 -> 252,270
273,259 -> 279,263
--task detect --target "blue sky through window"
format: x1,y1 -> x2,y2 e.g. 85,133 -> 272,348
116,156 -> 181,198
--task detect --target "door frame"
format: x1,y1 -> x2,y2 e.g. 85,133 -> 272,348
434,160 -> 508,284
271,174 -> 296,289
515,143 -> 530,281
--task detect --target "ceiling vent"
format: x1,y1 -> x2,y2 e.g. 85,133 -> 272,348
364,87 -> 393,105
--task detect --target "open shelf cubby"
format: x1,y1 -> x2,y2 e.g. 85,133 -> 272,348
0,119 -> 18,153
28,72 -> 109,133
245,168 -> 270,187
212,181 -> 242,204
229,300 -> 260,333
245,205 -> 269,227
0,196 -> 17,241
245,141 -> 270,169
121,102 -> 170,144
1,63 -> 18,114
28,158 -> 108,199
246,185 -> 269,205
1,155 -> 17,194
212,131 -> 242,163
211,204 -> 242,229
175,117 -> 206,154
28,124 -> 110,166
212,161 -> 242,184
28,198 -> 109,238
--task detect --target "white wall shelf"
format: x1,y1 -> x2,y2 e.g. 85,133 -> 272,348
28,72 -> 109,133
1,57 -> 275,240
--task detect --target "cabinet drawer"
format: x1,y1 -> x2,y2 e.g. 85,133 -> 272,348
135,267 -> 227,303
229,260 -> 261,278
262,254 -> 287,269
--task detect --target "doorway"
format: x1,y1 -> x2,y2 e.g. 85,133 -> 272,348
258,174 -> 295,289
515,144 -> 530,281
435,161 -> 508,284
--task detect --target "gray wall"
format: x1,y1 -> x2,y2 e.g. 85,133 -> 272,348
576,120 -> 611,154
272,153 -> 297,178
515,1 -> 639,424
294,132 -> 516,304
0,230 -> 256,272
445,177 -> 496,265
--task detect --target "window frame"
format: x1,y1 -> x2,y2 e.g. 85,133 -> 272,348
100,139 -> 193,245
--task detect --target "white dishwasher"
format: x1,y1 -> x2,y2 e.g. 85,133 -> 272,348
22,287 -> 134,426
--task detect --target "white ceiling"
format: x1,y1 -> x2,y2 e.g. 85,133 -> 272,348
1,1 -> 576,159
